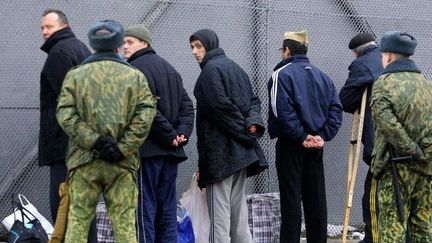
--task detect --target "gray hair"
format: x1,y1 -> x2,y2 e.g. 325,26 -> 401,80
353,41 -> 377,54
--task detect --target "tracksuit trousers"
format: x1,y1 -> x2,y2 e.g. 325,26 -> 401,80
137,156 -> 179,243
275,139 -> 327,243
206,169 -> 253,243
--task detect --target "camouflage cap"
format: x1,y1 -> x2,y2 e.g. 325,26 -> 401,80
283,30 -> 308,46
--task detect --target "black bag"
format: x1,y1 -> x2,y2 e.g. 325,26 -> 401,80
6,197 -> 49,243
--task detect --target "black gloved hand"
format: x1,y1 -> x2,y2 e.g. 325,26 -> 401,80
99,143 -> 125,163
93,136 -> 116,152
93,136 -> 124,163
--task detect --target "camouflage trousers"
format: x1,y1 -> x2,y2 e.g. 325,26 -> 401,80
64,160 -> 138,243
377,163 -> 432,243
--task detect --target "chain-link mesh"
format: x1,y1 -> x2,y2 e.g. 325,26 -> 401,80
1,0 -> 432,240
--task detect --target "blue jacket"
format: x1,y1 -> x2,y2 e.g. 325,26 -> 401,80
268,55 -> 342,143
128,47 -> 194,161
339,46 -> 383,164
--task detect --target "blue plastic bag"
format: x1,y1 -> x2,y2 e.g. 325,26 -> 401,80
177,205 -> 195,243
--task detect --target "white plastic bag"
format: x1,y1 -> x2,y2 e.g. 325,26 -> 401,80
179,172 -> 210,243
2,194 -> 54,238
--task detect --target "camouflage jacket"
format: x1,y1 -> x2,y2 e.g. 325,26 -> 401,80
370,59 -> 432,177
56,53 -> 156,171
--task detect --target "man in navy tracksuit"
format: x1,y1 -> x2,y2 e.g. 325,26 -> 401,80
339,33 -> 383,243
124,24 -> 195,243
268,30 -> 342,243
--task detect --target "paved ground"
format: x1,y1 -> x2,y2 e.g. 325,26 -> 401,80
302,240 -> 359,243
1,240 -> 359,243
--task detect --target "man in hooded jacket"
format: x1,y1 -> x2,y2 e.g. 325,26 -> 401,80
189,29 -> 268,243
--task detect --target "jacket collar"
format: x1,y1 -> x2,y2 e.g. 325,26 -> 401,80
273,54 -> 309,71
40,27 -> 75,53
81,51 -> 130,66
200,48 -> 225,69
382,58 -> 420,75
357,45 -> 378,57
127,47 -> 156,63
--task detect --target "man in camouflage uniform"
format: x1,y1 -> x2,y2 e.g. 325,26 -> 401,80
371,31 -> 432,242
56,20 -> 156,243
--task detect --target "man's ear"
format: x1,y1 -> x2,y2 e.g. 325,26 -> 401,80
285,47 -> 291,57
385,52 -> 393,64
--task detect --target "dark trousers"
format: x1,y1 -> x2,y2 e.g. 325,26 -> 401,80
137,156 -> 178,243
276,140 -> 327,243
50,161 -> 98,243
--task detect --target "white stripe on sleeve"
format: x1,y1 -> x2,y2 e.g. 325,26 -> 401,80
270,63 -> 291,118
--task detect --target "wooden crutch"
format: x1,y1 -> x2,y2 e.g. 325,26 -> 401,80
342,88 -> 368,243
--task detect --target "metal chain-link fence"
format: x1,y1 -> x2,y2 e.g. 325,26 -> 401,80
1,0 -> 432,240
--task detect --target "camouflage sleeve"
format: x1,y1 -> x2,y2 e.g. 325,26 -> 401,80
371,78 -> 417,154
56,71 -> 100,149
117,75 -> 156,156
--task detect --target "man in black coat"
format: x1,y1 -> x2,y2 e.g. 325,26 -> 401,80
339,33 -> 383,243
39,9 -> 96,242
189,29 -> 268,243
124,24 -> 195,243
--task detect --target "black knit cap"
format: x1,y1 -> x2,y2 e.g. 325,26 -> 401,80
348,33 -> 375,50
189,29 -> 219,52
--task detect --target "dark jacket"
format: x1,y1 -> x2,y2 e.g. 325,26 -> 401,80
39,27 -> 91,166
339,46 -> 383,164
268,55 -> 342,143
193,47 -> 268,188
128,47 -> 194,161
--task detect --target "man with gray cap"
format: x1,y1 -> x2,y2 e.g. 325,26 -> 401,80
190,29 -> 268,242
268,30 -> 342,242
124,24 -> 194,243
339,32 -> 383,243
56,20 -> 156,243
370,31 -> 432,242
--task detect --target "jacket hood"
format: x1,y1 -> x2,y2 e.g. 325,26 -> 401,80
190,29 -> 219,52
199,48 -> 225,69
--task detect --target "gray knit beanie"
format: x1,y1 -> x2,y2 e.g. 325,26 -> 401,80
125,24 -> 152,45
